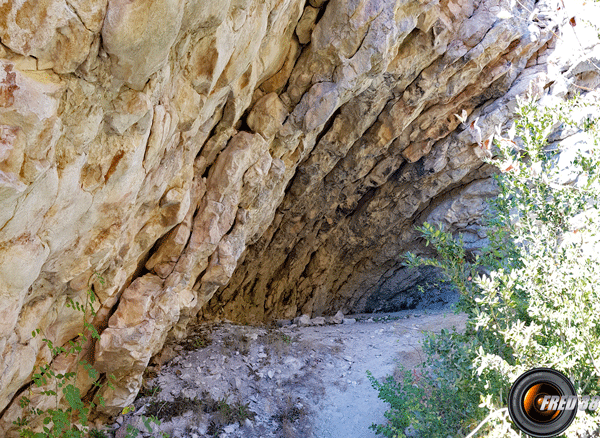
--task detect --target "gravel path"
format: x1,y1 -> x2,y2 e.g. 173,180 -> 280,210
105,306 -> 466,438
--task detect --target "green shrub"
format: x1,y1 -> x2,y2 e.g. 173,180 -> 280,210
13,274 -> 157,438
370,94 -> 600,437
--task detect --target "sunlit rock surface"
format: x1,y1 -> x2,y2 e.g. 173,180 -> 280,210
0,0 -> 598,429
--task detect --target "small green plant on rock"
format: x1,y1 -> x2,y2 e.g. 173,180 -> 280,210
14,273 -> 113,438
216,395 -> 255,425
13,274 -> 158,438
123,415 -> 160,438
193,338 -> 208,349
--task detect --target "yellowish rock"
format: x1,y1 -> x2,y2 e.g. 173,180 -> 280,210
0,0 -> 597,431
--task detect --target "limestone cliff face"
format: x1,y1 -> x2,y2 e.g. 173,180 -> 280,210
0,0 -> 597,429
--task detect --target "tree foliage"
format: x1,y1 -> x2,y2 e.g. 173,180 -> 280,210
370,93 -> 600,437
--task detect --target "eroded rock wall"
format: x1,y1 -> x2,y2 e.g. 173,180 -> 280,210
0,0 -> 597,430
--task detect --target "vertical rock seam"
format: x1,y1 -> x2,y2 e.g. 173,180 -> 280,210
0,0 -> 597,430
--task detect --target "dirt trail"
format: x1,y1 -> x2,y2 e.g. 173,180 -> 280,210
313,310 -> 467,438
106,306 -> 466,438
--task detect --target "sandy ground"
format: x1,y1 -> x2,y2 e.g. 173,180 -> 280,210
105,306 -> 466,438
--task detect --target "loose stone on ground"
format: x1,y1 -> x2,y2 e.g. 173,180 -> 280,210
105,306 -> 466,438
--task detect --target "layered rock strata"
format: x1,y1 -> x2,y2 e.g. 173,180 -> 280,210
0,0 -> 597,430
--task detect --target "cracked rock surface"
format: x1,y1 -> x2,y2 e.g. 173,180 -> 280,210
0,0 -> 598,431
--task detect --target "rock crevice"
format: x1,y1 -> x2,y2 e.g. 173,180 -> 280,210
0,0 -> 598,430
